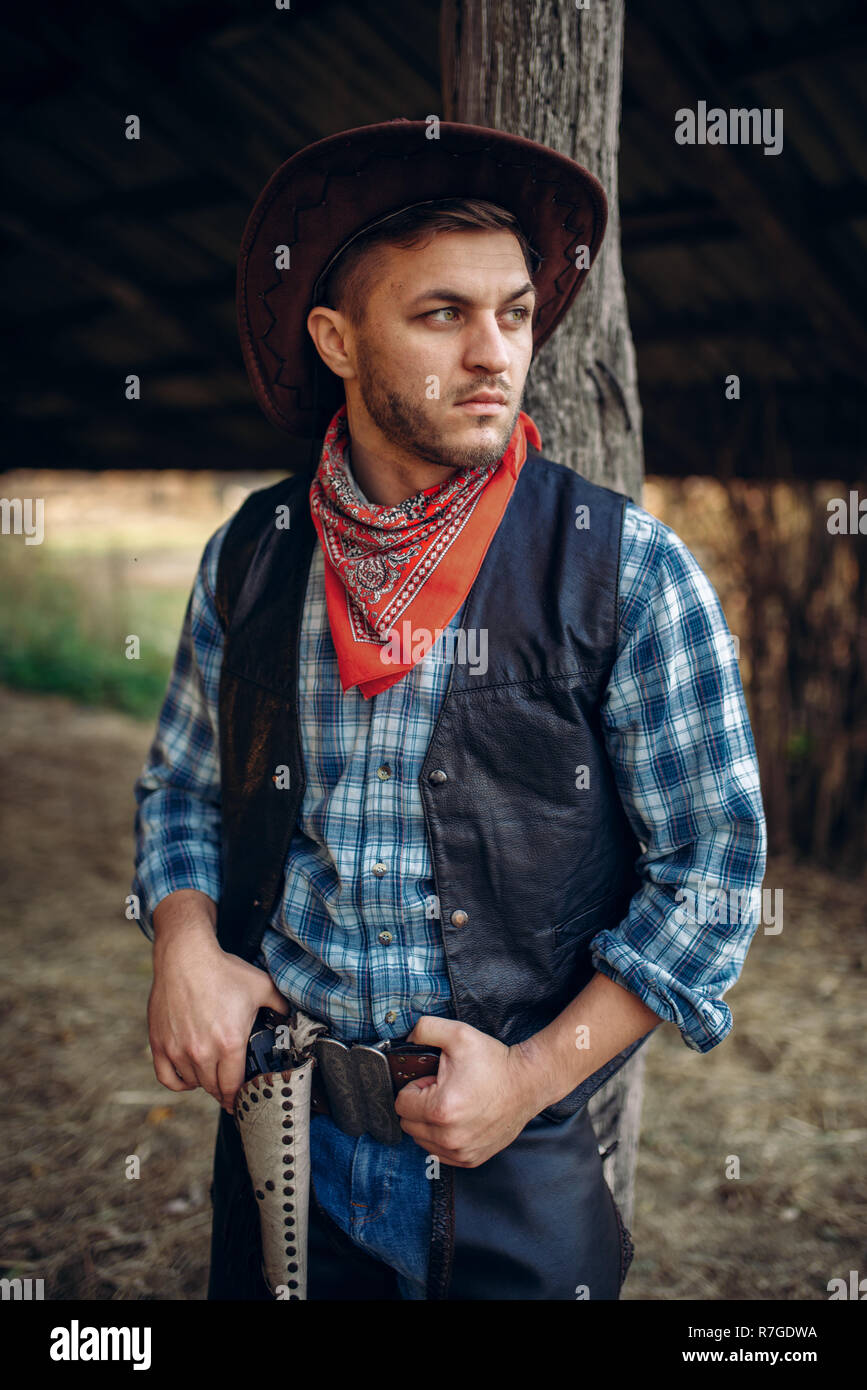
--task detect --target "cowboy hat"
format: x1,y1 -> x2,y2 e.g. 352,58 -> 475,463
237,118 -> 608,440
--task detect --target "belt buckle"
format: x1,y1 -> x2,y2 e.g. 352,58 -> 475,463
313,1038 -> 403,1147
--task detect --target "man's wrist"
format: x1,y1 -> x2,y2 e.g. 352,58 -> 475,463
511,1030 -> 585,1115
152,889 -> 220,964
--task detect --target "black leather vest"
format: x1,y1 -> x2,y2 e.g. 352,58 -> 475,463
214,450 -> 651,1121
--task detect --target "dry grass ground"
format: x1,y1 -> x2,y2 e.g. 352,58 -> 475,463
0,683 -> 864,1301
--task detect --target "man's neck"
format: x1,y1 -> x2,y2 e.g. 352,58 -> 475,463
346,426 -> 460,506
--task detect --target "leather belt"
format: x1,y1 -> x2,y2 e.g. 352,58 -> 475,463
244,1010 -> 441,1148
310,1038 -> 441,1145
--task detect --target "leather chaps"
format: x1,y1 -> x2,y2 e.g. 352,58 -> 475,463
207,1101 -> 633,1301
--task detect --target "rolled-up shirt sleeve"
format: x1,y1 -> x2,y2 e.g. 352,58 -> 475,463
591,501 -> 767,1053
131,520 -> 230,941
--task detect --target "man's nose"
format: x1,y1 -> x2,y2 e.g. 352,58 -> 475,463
462,314 -> 512,376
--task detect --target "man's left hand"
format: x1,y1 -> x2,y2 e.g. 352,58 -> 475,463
394,1016 -> 539,1168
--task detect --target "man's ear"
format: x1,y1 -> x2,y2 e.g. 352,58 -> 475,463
306,306 -> 356,381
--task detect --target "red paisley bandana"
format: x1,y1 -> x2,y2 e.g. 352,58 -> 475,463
309,404 -> 542,699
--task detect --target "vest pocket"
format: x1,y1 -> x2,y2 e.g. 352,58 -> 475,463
551,889 -> 623,952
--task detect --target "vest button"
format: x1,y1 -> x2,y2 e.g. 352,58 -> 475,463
428,769 -> 448,785
450,909 -> 469,928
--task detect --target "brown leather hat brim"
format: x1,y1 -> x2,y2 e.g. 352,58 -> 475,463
237,119 -> 608,440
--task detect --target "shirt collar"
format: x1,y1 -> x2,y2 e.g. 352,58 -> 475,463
343,449 -> 372,506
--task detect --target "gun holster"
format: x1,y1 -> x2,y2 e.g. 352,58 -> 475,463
234,1008 -> 326,1300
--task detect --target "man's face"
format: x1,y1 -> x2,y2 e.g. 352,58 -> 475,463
345,229 -> 536,471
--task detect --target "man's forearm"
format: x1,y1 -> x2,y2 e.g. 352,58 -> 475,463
516,970 -> 661,1112
152,888 -> 219,966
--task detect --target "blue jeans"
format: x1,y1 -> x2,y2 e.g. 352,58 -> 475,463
309,1112 -> 433,1300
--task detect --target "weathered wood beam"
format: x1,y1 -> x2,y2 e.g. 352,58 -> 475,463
0,208 -> 240,370
28,174 -> 238,226
646,442 -> 865,483
622,193 -> 739,247
709,11 -> 867,82
642,380 -> 866,480
0,415 -> 296,474
633,304 -> 814,351
7,283 -> 233,336
622,181 -> 867,249
25,14 -> 267,201
1,1 -> 261,113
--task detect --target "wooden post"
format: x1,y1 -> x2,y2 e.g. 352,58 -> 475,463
441,0 -> 648,1227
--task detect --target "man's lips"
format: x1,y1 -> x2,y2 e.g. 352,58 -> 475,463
454,392 -> 508,414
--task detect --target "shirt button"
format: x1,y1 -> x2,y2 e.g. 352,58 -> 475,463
376,764 -> 392,781
384,1010 -> 398,1024
372,861 -> 388,877
428,769 -> 448,785
450,909 -> 469,927
378,931 -> 393,945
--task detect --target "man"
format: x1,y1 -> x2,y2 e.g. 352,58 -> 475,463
132,120 -> 767,1301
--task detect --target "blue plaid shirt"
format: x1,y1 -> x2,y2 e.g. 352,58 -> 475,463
132,463 -> 766,1056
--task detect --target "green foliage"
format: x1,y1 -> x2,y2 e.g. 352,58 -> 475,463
0,546 -> 180,719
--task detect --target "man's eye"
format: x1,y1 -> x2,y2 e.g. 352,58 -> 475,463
427,306 -> 531,323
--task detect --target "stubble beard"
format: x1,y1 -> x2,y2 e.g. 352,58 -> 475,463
355,344 -> 522,473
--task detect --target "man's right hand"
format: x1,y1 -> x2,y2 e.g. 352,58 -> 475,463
147,889 -> 287,1114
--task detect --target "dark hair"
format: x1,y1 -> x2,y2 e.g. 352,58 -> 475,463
318,197 -> 541,327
